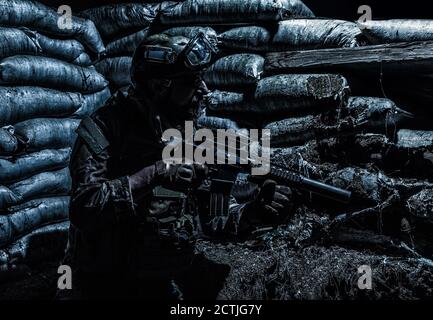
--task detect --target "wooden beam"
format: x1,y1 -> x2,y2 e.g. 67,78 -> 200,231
264,41 -> 433,76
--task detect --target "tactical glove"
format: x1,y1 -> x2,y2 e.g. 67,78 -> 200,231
155,161 -> 208,193
243,180 -> 293,226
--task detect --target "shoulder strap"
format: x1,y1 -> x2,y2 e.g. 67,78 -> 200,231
76,117 -> 110,156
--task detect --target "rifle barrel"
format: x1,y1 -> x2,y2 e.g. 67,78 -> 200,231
300,177 -> 352,204
269,165 -> 351,204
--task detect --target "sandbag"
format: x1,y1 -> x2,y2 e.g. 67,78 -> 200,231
203,54 -> 264,87
7,168 -> 71,206
0,221 -> 69,266
163,26 -> 218,40
33,30 -> 92,66
359,20 -> 433,44
397,130 -> 433,149
0,186 -> 21,211
345,97 -> 413,133
205,90 -> 246,114
0,197 -> 70,248
72,52 -> 92,67
219,20 -> 362,52
52,15 -> 105,56
265,115 -> 318,147
0,87 -> 84,126
95,56 -> 132,88
80,2 -> 167,40
0,127 -> 19,156
270,133 -> 392,169
0,0 -> 105,55
219,26 -> 270,52
0,55 -> 108,93
272,19 -> 362,50
270,144 -> 322,174
206,74 -> 349,115
106,28 -> 149,57
0,27 -> 39,59
73,87 -> 112,118
13,118 -> 80,152
197,114 -> 241,131
254,74 -> 349,114
0,27 -> 91,66
0,148 -> 71,184
264,113 -> 355,147
325,167 -> 395,205
272,131 -> 433,181
264,97 -> 413,147
406,189 -> 433,223
326,168 -> 433,206
160,0 -> 314,25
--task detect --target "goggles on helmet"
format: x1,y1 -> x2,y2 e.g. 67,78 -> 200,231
182,32 -> 219,69
141,32 -> 219,71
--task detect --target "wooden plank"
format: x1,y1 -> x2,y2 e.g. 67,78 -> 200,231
264,41 -> 433,75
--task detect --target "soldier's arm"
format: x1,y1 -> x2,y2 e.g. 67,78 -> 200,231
69,117 -> 205,232
69,115 -> 160,232
69,135 -> 137,233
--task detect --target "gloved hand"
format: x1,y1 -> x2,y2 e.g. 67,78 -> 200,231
155,161 -> 209,193
195,78 -> 210,99
129,161 -> 208,199
244,180 -> 293,226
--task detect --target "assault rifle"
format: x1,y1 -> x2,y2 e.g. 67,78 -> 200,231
207,161 -> 352,217
158,137 -> 352,216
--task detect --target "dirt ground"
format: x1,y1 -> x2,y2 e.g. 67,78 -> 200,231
0,261 -> 60,300
1,238 -> 433,300
197,241 -> 433,300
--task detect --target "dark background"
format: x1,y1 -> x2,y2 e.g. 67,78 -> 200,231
39,0 -> 433,19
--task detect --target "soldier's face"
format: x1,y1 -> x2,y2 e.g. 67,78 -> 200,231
167,75 -> 198,109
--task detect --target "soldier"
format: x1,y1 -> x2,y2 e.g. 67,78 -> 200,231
58,32 -> 292,300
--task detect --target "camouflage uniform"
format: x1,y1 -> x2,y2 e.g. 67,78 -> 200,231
59,89 -> 249,300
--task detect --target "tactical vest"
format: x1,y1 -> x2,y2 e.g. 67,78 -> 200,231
71,91 -> 204,278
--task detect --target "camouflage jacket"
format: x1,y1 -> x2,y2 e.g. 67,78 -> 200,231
63,89 -> 249,279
